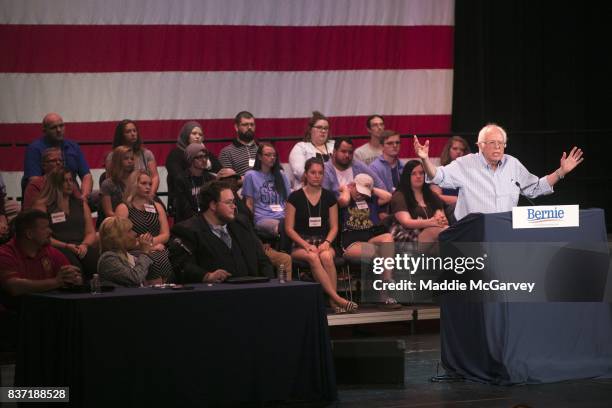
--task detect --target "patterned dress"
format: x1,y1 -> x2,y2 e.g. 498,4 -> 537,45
127,205 -> 174,282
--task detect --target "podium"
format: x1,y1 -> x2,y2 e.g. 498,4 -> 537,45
438,209 -> 612,384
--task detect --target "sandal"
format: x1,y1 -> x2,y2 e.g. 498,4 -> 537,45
333,306 -> 347,314
337,299 -> 358,313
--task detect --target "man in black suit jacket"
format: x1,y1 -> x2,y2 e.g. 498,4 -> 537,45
170,180 -> 274,283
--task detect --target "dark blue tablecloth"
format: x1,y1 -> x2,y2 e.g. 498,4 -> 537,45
15,281 -> 337,406
439,209 -> 612,384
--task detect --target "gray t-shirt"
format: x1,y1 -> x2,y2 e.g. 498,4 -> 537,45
354,142 -> 383,165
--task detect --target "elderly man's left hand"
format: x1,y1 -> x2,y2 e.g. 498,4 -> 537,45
559,146 -> 584,176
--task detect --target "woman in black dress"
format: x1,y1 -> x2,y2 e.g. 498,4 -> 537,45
115,170 -> 173,282
285,158 -> 357,312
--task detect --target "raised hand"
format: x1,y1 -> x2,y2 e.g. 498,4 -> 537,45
413,135 -> 429,160
559,147 -> 584,176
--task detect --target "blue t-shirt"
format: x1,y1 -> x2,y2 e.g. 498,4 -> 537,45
242,170 -> 291,223
23,137 -> 90,187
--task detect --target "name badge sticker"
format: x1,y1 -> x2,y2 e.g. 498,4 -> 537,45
51,212 -> 66,224
143,204 -> 157,213
309,217 -> 322,227
270,204 -> 283,212
356,200 -> 369,210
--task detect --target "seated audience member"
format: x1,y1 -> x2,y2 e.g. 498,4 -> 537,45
0,174 -> 11,244
218,111 -> 259,176
216,168 -> 251,220
32,169 -> 98,278
285,158 -> 357,312
115,171 -> 174,282
389,160 -> 448,245
0,173 -> 20,221
22,112 -> 93,200
105,119 -> 160,195
170,180 -> 274,283
430,136 -> 471,205
243,143 -> 291,235
22,147 -> 81,210
322,138 -> 386,198
370,130 -> 404,193
337,174 -> 399,308
166,121 -> 221,213
288,111 -> 335,184
173,144 -> 216,223
354,115 -> 385,165
100,145 -> 135,217
0,210 -> 82,301
217,168 -> 292,277
97,216 -> 159,287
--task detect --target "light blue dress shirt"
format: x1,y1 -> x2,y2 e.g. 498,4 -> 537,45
427,153 -> 554,220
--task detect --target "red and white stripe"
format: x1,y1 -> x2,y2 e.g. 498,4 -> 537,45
1,0 -> 454,177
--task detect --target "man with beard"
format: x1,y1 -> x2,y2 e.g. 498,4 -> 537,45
323,138 -> 387,198
218,111 -> 259,177
354,115 -> 385,165
170,180 -> 274,283
23,113 -> 93,200
0,210 -> 82,300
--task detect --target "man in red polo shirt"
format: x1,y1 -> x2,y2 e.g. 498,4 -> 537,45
0,209 -> 82,299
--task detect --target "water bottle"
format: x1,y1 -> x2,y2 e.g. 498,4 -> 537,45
279,264 -> 287,284
90,273 -> 101,294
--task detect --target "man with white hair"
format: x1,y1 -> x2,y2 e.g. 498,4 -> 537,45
413,123 -> 584,221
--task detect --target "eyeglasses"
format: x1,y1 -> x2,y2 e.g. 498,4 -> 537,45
312,126 -> 329,132
262,153 -> 277,158
370,123 -> 384,129
480,141 -> 506,148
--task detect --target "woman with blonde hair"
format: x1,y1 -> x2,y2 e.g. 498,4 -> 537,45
97,216 -> 158,287
432,136 -> 471,205
100,145 -> 134,217
288,111 -> 335,186
115,170 -> 173,282
33,168 -> 98,278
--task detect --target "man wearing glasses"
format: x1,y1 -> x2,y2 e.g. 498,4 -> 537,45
370,129 -> 404,193
355,115 -> 386,165
170,180 -> 274,283
22,113 -> 93,200
22,147 -> 82,210
413,123 -> 584,221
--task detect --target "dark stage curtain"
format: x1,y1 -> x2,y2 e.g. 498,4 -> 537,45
452,1 -> 612,230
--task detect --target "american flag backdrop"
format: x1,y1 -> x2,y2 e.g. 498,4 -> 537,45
0,0 -> 454,190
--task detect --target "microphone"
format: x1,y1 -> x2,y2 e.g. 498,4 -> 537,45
514,181 -> 537,206
172,237 -> 192,255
